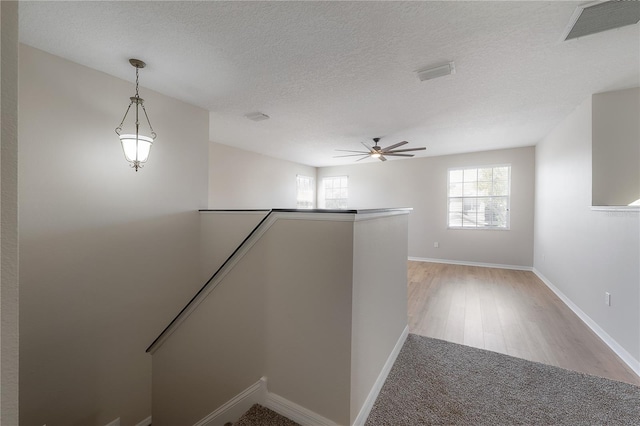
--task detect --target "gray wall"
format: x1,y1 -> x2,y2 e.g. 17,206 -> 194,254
318,147 -> 536,268
19,45 -> 209,426
209,142 -> 317,209
592,87 -> 640,206
351,213 -> 408,423
1,2 -> 19,424
534,95 -> 640,366
152,215 -> 355,425
200,211 -> 268,281
153,211 -> 409,425
208,141 -> 535,268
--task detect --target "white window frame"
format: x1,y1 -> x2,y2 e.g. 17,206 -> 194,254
320,176 -> 348,209
296,175 -> 315,209
447,164 -> 511,230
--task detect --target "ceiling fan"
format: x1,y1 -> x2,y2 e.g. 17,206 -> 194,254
334,138 -> 426,162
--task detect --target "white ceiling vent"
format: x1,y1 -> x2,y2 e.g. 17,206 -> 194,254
416,62 -> 456,82
245,112 -> 270,121
563,1 -> 640,41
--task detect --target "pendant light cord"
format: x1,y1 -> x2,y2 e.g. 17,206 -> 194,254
114,64 -> 156,139
136,65 -> 157,140
135,66 -> 140,99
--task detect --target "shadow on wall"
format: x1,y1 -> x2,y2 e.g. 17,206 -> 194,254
19,211 -> 203,426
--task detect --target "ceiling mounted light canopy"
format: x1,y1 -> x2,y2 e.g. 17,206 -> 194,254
115,58 -> 156,172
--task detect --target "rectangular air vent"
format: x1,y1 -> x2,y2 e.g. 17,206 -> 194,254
245,112 -> 270,121
563,0 -> 640,41
416,62 -> 456,82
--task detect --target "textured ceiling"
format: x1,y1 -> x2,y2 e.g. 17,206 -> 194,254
19,1 -> 640,167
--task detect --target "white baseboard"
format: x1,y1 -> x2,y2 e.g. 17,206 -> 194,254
352,325 -> 409,426
194,377 -> 268,426
134,416 -> 152,426
408,256 -> 533,271
264,392 -> 338,426
104,418 -> 120,426
533,268 -> 640,377
105,417 -> 150,426
193,376 -> 337,426
409,257 -> 532,271
189,327 -> 409,426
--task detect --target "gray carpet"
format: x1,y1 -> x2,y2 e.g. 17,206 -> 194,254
366,334 -> 640,425
233,404 -> 300,426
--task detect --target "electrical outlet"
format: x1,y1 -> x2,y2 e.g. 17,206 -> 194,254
605,292 -> 611,306
434,242 -> 439,248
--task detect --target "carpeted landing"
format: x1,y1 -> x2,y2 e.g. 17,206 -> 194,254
366,333 -> 640,425
228,404 -> 300,426
227,334 -> 639,425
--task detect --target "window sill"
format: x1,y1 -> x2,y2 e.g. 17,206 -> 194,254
447,226 -> 510,231
591,205 -> 640,212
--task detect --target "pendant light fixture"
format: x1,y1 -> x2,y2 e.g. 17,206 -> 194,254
115,59 -> 156,171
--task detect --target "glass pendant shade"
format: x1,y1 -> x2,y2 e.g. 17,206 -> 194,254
119,134 -> 153,165
115,59 -> 156,172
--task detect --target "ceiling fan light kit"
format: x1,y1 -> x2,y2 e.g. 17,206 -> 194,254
334,137 -> 426,162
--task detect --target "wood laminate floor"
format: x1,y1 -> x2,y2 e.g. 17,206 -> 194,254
408,261 -> 640,386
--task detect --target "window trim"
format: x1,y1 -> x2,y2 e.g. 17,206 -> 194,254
320,175 -> 349,209
296,174 -> 315,209
447,164 -> 511,230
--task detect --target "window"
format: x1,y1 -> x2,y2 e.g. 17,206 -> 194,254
296,175 -> 315,209
322,176 -> 348,209
448,165 -> 511,229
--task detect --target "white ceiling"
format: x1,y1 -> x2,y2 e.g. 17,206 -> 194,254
19,1 -> 639,167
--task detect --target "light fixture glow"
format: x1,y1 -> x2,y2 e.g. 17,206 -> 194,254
371,152 -> 381,158
119,134 -> 153,164
115,59 -> 156,172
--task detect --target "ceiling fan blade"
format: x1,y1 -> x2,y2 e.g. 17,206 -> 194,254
360,141 -> 375,153
381,141 -> 408,152
336,140 -> 424,163
334,153 -> 373,158
385,147 -> 426,153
